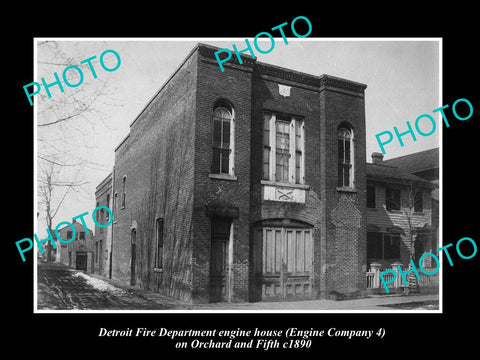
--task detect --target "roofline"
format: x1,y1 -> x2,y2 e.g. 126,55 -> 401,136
367,176 -> 438,188
384,147 -> 439,159
114,134 -> 130,152
197,43 -> 367,91
55,219 -> 93,234
95,172 -> 113,191
382,147 -> 439,165
129,43 -> 202,129
412,166 -> 439,173
366,163 -> 438,189
113,42 -> 368,153
113,43 -> 204,152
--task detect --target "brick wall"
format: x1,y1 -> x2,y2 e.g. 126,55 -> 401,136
192,52 -> 254,302
94,173 -> 112,277
111,49 -> 198,301
250,71 -> 323,299
320,79 -> 368,299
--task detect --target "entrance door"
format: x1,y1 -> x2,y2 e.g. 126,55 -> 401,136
209,218 -> 231,302
130,229 -> 136,286
258,227 -> 312,300
76,252 -> 88,271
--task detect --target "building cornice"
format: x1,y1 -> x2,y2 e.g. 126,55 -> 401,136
197,43 -> 256,68
196,43 -> 367,94
318,74 -> 367,93
254,62 -> 319,87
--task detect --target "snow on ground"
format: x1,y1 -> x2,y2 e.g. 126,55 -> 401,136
73,272 -> 126,294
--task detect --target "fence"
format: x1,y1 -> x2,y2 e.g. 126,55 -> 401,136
366,262 -> 439,294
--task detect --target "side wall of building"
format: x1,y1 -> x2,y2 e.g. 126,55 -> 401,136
111,51 -> 198,301
94,174 -> 113,278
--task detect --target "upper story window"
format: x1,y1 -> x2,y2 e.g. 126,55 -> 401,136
121,176 -> 126,209
113,192 -> 118,214
211,101 -> 235,175
79,231 -> 85,241
337,126 -> 354,188
414,191 -> 423,213
386,187 -> 401,211
263,112 -> 304,185
106,194 -> 110,221
95,202 -> 100,221
275,120 -> 290,182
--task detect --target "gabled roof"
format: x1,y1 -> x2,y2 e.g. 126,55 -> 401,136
383,148 -> 439,174
366,163 -> 437,188
55,219 -> 93,235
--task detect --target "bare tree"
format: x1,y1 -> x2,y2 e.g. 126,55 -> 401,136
37,159 -> 88,261
35,40 -> 122,251
389,180 -> 427,292
402,181 -> 426,262
37,41 -> 120,163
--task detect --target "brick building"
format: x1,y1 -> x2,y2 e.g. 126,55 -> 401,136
94,172 -> 113,278
100,43 -> 372,303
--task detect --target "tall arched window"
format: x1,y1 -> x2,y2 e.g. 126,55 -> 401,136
337,126 -> 354,187
121,175 -> 126,209
211,101 -> 234,175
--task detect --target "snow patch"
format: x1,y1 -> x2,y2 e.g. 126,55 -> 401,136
73,272 -> 126,294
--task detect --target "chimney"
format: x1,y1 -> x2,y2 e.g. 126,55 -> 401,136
371,152 -> 384,164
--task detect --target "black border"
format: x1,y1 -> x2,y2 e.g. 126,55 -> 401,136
8,6 -> 479,355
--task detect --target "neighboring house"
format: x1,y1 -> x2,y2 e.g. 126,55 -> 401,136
383,148 -> 439,245
104,43 -> 369,304
382,147 -> 439,182
365,150 -> 439,294
56,220 -> 95,273
94,172 -> 113,278
366,152 -> 438,270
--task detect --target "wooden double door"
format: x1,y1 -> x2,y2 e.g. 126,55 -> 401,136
255,227 -> 313,301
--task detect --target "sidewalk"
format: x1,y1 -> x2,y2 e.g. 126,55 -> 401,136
85,270 -> 192,309
188,293 -> 439,311
84,268 -> 439,311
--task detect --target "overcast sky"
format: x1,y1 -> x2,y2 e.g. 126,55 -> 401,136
35,38 -> 440,234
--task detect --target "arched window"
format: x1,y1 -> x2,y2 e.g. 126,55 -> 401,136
211,101 -> 234,175
337,126 -> 354,187
121,175 -> 126,208
105,194 -> 110,221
